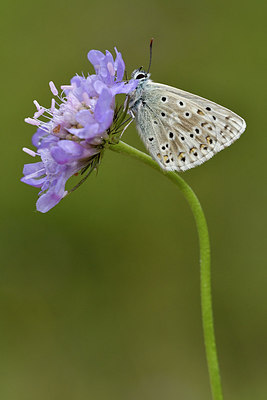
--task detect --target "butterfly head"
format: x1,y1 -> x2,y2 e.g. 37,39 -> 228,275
131,68 -> 151,81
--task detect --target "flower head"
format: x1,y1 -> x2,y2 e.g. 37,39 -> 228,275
22,48 -> 138,213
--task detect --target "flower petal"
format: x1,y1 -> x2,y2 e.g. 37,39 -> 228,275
36,189 -> 63,213
32,128 -> 58,149
23,161 -> 44,176
114,47 -> 125,81
76,109 -> 95,126
99,109 -> 114,131
87,50 -> 105,73
21,162 -> 46,187
50,140 -> 97,164
93,79 -> 107,95
51,141 -> 82,164
111,79 -> 139,96
94,89 -> 113,123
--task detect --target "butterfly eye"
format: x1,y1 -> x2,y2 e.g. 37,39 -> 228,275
136,73 -> 146,79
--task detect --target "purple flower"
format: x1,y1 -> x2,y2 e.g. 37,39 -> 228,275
22,48 -> 138,213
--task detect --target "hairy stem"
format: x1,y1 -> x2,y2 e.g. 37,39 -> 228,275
110,140 -> 223,400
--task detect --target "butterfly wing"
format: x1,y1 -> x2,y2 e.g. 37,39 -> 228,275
130,81 -> 246,172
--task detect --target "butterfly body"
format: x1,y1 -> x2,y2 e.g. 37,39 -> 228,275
128,70 -> 246,172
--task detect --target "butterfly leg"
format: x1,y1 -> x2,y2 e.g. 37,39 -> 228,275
119,117 -> 134,139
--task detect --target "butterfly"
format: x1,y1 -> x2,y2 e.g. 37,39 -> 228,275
128,48 -> 246,172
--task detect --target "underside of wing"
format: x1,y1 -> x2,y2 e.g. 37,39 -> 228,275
132,81 -> 246,172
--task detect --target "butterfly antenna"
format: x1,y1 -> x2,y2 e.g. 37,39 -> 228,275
147,38 -> 154,73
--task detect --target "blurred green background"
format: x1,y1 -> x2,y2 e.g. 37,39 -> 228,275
1,0 -> 266,399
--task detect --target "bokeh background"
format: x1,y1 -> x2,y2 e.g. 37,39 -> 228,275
1,0 -> 266,399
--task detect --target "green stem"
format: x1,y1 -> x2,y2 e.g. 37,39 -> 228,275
109,140 -> 223,400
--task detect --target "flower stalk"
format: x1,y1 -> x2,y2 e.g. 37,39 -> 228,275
109,140 -> 223,400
